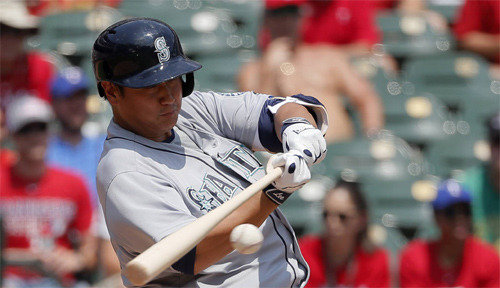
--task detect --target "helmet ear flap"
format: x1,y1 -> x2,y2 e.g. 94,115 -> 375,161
97,83 -> 106,98
182,72 -> 195,97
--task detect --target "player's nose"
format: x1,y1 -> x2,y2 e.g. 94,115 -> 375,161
158,82 -> 175,105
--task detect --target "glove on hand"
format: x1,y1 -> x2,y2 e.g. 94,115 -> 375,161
263,150 -> 311,205
281,117 -> 327,166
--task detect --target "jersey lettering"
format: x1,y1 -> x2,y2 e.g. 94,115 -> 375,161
188,174 -> 238,213
220,146 -> 262,179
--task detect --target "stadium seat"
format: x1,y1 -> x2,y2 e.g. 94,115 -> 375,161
403,52 -> 497,119
377,12 -> 454,58
118,0 -> 253,55
316,133 -> 426,182
39,7 -> 124,57
426,116 -> 489,177
381,89 -> 450,146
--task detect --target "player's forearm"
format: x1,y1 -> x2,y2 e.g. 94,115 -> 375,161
273,102 -> 318,142
460,33 -> 500,60
193,191 -> 278,274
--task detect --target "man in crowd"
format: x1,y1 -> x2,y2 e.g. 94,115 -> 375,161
239,0 -> 384,143
1,95 -> 96,287
47,66 -> 106,206
399,179 -> 500,287
0,1 -> 54,103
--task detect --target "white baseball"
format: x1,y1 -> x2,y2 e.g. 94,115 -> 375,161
230,224 -> 263,254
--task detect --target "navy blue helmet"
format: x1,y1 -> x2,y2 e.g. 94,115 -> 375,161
92,17 -> 202,98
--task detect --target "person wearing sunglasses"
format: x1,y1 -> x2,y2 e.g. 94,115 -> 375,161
0,95 -> 96,287
399,179 -> 500,287
299,179 -> 390,287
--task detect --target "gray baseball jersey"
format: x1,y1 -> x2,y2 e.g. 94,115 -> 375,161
96,91 -> 328,287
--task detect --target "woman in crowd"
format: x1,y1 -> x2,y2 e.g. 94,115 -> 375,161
299,179 -> 390,287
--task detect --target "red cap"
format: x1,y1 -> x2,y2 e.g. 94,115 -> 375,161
265,0 -> 305,10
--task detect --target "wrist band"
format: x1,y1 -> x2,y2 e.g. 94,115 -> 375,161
280,117 -> 312,136
263,184 -> 291,205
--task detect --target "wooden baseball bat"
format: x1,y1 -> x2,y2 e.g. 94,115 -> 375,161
124,166 -> 284,286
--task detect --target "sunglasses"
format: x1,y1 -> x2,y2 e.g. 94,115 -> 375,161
16,122 -> 48,135
322,210 -> 355,223
438,203 -> 472,219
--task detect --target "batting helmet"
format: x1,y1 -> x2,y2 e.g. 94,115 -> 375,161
92,17 -> 202,98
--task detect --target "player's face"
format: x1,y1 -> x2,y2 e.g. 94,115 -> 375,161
322,188 -> 364,243
111,78 -> 183,142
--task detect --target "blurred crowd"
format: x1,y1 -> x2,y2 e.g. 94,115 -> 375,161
0,0 -> 499,287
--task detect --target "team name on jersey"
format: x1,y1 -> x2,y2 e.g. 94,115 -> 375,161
188,174 -> 237,212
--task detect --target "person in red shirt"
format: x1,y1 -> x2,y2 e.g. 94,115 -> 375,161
0,2 -> 54,104
300,0 -> 381,55
454,0 -> 500,65
399,179 -> 500,288
299,179 -> 390,287
1,95 -> 97,287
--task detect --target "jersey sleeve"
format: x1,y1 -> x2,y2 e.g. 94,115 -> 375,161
182,91 -> 328,153
104,171 -> 196,252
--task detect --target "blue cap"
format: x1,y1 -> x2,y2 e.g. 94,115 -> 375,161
432,179 -> 472,210
51,67 -> 89,99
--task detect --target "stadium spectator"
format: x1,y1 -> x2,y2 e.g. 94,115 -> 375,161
299,180 -> 391,287
463,113 -> 500,251
0,1 -> 54,104
454,0 -> 500,65
47,66 -> 106,206
0,95 -> 96,287
399,179 -> 500,287
300,0 -> 380,55
239,1 -> 384,143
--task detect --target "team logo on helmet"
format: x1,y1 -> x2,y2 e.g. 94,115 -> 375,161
154,36 -> 170,63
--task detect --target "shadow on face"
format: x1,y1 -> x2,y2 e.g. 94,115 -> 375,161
434,202 -> 472,242
13,122 -> 49,162
323,187 -> 365,244
52,90 -> 88,133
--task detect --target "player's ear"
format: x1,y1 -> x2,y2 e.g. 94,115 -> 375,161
101,81 -> 122,104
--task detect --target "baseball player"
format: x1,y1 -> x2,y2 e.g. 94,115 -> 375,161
93,18 -> 328,287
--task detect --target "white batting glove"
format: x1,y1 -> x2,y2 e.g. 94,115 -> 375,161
281,117 -> 327,166
263,150 -> 311,205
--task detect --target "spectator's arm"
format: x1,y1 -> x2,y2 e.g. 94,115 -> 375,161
459,32 -> 500,61
335,55 -> 385,135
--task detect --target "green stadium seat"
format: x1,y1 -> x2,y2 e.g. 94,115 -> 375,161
381,90 -> 449,145
426,116 -> 489,177
404,52 -> 497,119
39,8 -> 124,57
377,12 -> 454,58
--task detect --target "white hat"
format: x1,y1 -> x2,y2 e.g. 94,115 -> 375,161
6,95 -> 53,133
0,1 -> 39,30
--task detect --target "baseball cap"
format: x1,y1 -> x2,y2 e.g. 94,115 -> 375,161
51,67 -> 89,100
487,112 -> 500,145
0,1 -> 39,30
431,179 -> 472,211
6,95 -> 53,134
